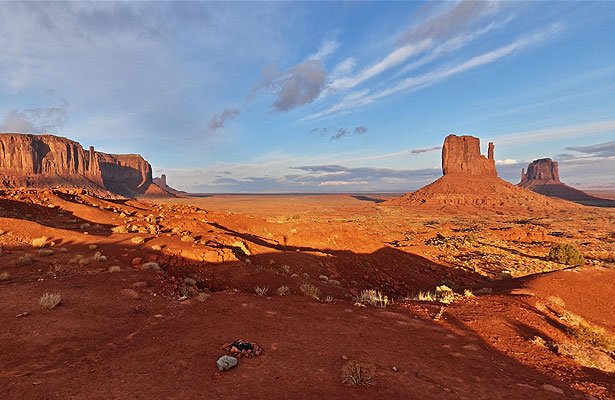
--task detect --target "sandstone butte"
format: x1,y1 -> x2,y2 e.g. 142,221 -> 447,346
0,133 -> 157,197
386,134 -> 577,210
518,158 -> 608,203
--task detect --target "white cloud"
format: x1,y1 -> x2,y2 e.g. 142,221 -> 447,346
308,39 -> 340,61
496,159 -> 518,165
306,25 -> 561,120
490,119 -> 615,145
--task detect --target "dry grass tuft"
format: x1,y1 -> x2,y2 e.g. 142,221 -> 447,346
108,266 -> 121,273
300,282 -> 320,300
39,293 -> 62,310
276,285 -> 290,296
31,236 -> 48,248
356,289 -> 389,308
557,341 -> 615,373
341,361 -> 376,386
410,285 -> 455,304
0,271 -> 10,281
254,286 -> 269,296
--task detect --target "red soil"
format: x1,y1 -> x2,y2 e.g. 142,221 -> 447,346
0,190 -> 613,399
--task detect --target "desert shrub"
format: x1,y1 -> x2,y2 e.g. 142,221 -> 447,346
559,311 -> 615,354
276,285 -> 290,296
280,265 -> 291,274
324,295 -> 334,303
300,282 -> 320,300
557,341 -> 615,373
548,243 -> 584,266
341,361 -> 376,386
15,254 -> 34,266
356,289 -> 389,308
463,289 -> 474,298
39,293 -> 62,310
32,236 -> 48,248
0,271 -> 10,281
254,286 -> 269,296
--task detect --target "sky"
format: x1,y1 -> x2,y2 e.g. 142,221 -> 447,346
0,1 -> 614,192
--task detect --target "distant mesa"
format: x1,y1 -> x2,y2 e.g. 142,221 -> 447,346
519,158 -> 612,206
0,132 -> 169,198
386,134 -> 576,211
152,174 -> 187,197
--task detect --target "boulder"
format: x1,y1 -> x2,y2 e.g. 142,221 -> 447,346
216,355 -> 238,371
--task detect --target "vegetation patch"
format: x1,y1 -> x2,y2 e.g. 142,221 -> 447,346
341,361 -> 376,386
548,243 -> 584,266
39,293 -> 62,310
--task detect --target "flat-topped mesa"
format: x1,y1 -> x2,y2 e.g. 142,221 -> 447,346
520,158 -> 560,184
0,133 -> 152,197
442,134 -> 497,177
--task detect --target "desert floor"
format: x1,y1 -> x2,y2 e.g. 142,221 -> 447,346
1,191 -> 613,399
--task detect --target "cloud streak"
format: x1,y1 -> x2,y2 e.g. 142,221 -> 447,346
207,108 -> 240,131
0,101 -> 68,133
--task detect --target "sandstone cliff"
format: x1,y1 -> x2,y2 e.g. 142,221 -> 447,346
0,133 -> 152,197
520,158 -> 560,184
442,134 -> 496,177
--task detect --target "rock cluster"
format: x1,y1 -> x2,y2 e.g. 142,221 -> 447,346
0,133 -> 152,197
442,134 -> 496,177
221,340 -> 263,358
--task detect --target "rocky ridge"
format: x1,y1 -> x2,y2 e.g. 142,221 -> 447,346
0,133 -> 152,197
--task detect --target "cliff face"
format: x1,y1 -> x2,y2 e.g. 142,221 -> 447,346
520,158 -> 560,184
0,133 -> 152,197
442,134 -> 497,177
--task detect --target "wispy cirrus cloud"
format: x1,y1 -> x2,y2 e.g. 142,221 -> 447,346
311,125 -> 368,140
566,141 -> 615,157
306,25 -> 561,120
489,119 -> 615,145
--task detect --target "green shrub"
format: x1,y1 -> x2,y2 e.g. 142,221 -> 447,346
548,244 -> 584,266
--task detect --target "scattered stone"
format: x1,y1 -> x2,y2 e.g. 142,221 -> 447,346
131,281 -> 149,289
142,262 -> 160,270
151,244 -> 162,251
16,312 -> 29,318
216,355 -> 238,372
131,257 -> 143,265
108,266 -> 121,273
180,235 -> 195,243
131,237 -> 145,245
120,289 -> 141,300
541,384 -> 564,395
88,244 -> 97,250
231,241 -> 251,256
37,249 -> 54,256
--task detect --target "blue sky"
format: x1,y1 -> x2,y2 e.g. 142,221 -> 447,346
0,1 -> 614,192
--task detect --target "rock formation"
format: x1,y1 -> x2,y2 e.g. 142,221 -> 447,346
0,133 -> 153,197
519,158 -> 611,205
520,158 -> 559,184
386,134 -> 576,211
442,134 -> 497,177
152,174 -> 186,196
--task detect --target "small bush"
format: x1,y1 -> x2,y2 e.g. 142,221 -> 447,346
324,295 -> 334,303
300,282 -> 320,300
131,237 -> 145,245
0,271 -> 10,281
276,285 -> 290,296
341,361 -> 376,386
32,236 -> 48,248
548,243 -> 584,266
39,293 -> 62,310
15,254 -> 34,266
411,285 -> 455,304
254,286 -> 269,296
